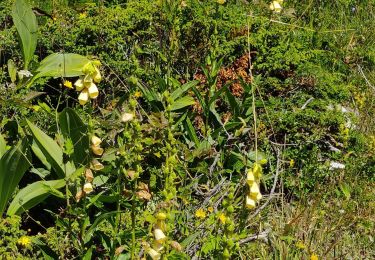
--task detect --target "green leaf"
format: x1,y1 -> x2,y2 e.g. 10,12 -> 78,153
7,59 -> 17,83
11,0 -> 38,69
27,120 -> 75,178
59,108 -> 89,166
184,117 -> 199,146
170,96 -> 195,111
171,80 -> 199,101
0,138 -> 31,216
0,134 -> 7,158
28,53 -> 90,86
7,179 -> 65,216
84,211 -> 120,243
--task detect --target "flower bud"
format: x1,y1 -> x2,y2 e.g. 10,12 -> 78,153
75,189 -> 85,202
170,241 -> 182,252
83,182 -> 93,194
156,212 -> 167,221
78,89 -> 89,105
93,67 -> 102,83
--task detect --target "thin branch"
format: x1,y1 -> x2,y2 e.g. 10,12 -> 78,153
239,228 -> 271,245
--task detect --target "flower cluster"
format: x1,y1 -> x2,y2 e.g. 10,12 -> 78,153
146,212 -> 168,260
246,163 -> 263,209
269,0 -> 284,13
74,60 -> 102,105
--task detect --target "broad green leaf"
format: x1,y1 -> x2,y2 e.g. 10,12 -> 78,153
59,108 -> 89,166
0,134 -> 7,158
31,140 -> 51,170
28,53 -> 90,86
27,120 -> 75,178
170,96 -> 195,111
7,179 -> 65,216
11,0 -> 38,69
7,59 -> 17,83
171,80 -> 199,101
0,138 -> 31,216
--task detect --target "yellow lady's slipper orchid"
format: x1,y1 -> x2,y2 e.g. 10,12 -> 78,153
247,170 -> 255,185
74,78 -> 85,91
246,195 -> 256,209
249,182 -> 260,197
154,228 -> 166,243
87,82 -> 99,99
121,113 -> 134,122
91,159 -> 104,171
91,145 -> 104,156
270,1 -> 282,13
78,89 -> 89,105
83,182 -> 93,194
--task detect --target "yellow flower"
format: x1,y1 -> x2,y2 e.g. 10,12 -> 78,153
218,213 -> 226,224
74,78 -> 84,91
91,159 -> 104,171
246,195 -> 256,209
249,182 -> 260,197
78,12 -> 87,19
217,0 -> 226,4
195,208 -> 206,219
289,159 -> 295,167
154,228 -> 167,243
253,163 -> 262,179
83,182 -> 93,194
147,248 -> 161,260
269,1 -> 283,13
93,67 -> 102,83
310,253 -> 318,260
91,136 -> 102,146
78,89 -> 89,105
156,212 -> 167,220
247,170 -> 255,185
207,206 -> 214,213
91,145 -> 104,156
134,91 -> 142,98
87,82 -> 99,99
63,80 -> 73,89
17,236 -> 31,247
296,240 -> 306,249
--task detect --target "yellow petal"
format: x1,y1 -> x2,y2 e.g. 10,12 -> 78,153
91,135 -> 102,146
270,1 -> 282,13
154,228 -> 166,243
85,168 -> 94,182
74,78 -> 84,91
91,145 -> 104,156
78,89 -> 89,105
83,182 -> 93,194
246,195 -> 256,209
87,82 -> 99,99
